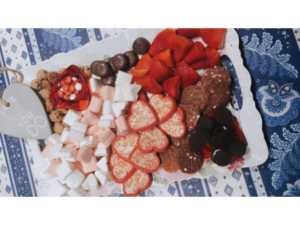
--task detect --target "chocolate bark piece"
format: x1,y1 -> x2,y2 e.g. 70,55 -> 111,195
132,37 -> 150,55
215,108 -> 232,125
211,149 -> 231,167
159,145 -> 180,172
178,144 -> 203,173
228,140 -> 247,157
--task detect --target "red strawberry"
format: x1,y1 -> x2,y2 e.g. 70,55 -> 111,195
184,41 -> 205,64
190,46 -> 220,70
148,29 -> 176,56
153,49 -> 176,68
170,35 -> 193,62
200,28 -> 227,49
175,61 -> 201,89
177,28 -> 200,39
135,53 -> 153,70
148,60 -> 174,82
130,68 -> 149,80
138,90 -> 149,102
135,75 -> 163,94
162,76 -> 182,100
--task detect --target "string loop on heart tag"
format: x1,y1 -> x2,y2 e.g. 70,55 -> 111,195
0,67 -> 24,107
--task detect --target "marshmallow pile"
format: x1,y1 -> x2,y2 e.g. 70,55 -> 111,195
35,71 -> 141,197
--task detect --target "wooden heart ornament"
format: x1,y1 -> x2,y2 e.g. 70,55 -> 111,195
0,83 -> 52,139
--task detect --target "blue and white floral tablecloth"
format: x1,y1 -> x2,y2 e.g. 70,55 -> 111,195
0,28 -> 300,197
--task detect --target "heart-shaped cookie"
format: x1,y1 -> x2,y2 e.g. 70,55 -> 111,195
0,83 -> 52,139
127,100 -> 158,132
159,145 -> 180,172
123,169 -> 152,197
129,147 -> 160,173
109,153 -> 136,183
137,126 -> 169,153
112,132 -> 139,161
159,107 -> 187,139
149,94 -> 176,124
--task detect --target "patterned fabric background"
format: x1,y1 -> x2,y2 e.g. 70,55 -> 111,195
0,28 -> 299,197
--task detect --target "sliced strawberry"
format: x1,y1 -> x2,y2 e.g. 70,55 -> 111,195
130,68 -> 149,80
162,76 -> 182,100
153,49 -> 176,68
200,28 -> 227,49
190,46 -> 221,70
148,29 -> 176,56
177,28 -> 200,39
135,53 -> 153,70
175,61 -> 201,89
184,41 -> 205,64
170,35 -> 193,62
148,60 -> 174,82
138,89 -> 148,102
135,75 -> 163,94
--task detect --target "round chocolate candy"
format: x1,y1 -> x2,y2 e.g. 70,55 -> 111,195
112,54 -> 130,71
124,51 -> 139,68
100,74 -> 116,87
228,140 -> 247,157
189,128 -> 210,151
108,57 -> 118,73
90,61 -> 112,77
196,116 -> 214,131
133,37 -> 150,55
215,108 -> 233,125
209,129 -> 233,149
211,149 -> 231,167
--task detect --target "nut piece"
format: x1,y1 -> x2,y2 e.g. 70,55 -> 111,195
53,122 -> 64,134
62,115 -> 70,128
41,89 -> 50,99
36,69 -> 48,80
30,79 -> 43,91
81,66 -> 92,77
49,109 -> 64,123
61,108 -> 69,114
47,71 -> 59,84
45,100 -> 54,112
41,80 -> 52,90
58,68 -> 66,75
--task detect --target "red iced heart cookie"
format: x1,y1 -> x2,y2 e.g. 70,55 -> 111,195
127,100 -> 159,132
149,94 -> 176,124
123,169 -> 152,197
112,132 -> 139,161
129,147 -> 160,173
109,153 -> 136,183
159,107 -> 187,139
137,126 -> 169,153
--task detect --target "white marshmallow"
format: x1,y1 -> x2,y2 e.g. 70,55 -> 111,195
49,143 -> 63,159
97,156 -> 108,172
47,181 -> 69,197
66,169 -> 85,188
89,77 -> 102,94
58,148 -> 77,162
95,170 -> 110,185
60,127 -> 70,143
48,133 -> 61,145
114,86 -> 126,101
116,71 -> 133,86
94,143 -> 108,157
56,161 -> 74,181
71,121 -> 88,133
63,109 -> 82,126
80,136 -> 97,148
35,157 -> 51,174
67,187 -> 87,197
81,173 -> 99,191
103,100 -> 115,115
69,129 -> 85,141
112,101 -> 129,117
35,171 -> 50,181
98,114 -> 116,128
122,84 -> 142,101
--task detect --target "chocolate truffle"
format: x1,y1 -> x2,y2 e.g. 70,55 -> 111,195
228,140 -> 247,157
108,57 -> 118,73
90,61 -> 112,77
112,54 -> 130,71
100,74 -> 116,87
211,149 -> 231,167
215,108 -> 232,125
124,51 -> 139,68
133,37 -> 150,55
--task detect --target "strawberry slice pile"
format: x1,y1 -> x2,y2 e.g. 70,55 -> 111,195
130,28 -> 227,99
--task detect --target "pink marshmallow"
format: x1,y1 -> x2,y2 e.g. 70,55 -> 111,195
86,124 -> 102,136
88,96 -> 102,113
101,86 -> 115,101
76,145 -> 93,163
81,109 -> 100,126
95,127 -> 116,147
72,161 -> 87,176
81,156 -> 98,173
64,143 -> 75,148
42,143 -> 54,161
115,116 -> 130,132
68,137 -> 81,148
51,159 -> 62,177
